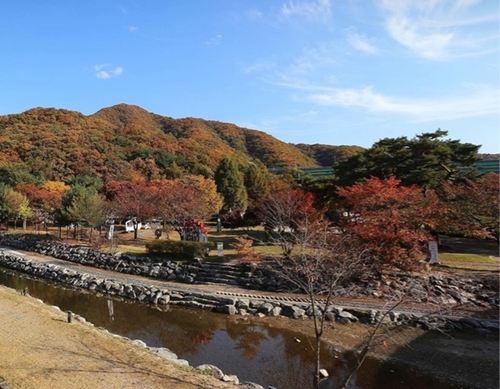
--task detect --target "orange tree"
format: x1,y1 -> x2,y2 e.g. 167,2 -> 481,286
149,176 -> 222,240
104,181 -> 156,239
16,181 -> 69,232
256,187 -> 368,389
436,173 -> 499,241
336,176 -> 440,272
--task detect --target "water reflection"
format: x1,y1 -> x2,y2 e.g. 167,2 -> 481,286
0,267 -> 457,389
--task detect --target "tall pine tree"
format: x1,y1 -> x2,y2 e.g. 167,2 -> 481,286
244,161 -> 270,205
214,157 -> 248,213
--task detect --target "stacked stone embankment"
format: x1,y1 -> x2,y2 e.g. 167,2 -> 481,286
0,234 -> 498,333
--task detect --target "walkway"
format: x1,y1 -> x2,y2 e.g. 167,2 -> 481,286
0,246 -> 493,319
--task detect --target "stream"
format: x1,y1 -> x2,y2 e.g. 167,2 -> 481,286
0,266 -> 456,389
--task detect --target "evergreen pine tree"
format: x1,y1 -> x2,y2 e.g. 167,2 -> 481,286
214,157 -> 248,212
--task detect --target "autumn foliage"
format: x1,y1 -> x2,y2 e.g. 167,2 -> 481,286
336,176 -> 439,271
436,173 -> 499,240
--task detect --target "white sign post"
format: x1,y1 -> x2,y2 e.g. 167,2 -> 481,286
428,241 -> 440,265
217,242 -> 224,257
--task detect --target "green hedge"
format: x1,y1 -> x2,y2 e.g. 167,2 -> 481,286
146,240 -> 212,259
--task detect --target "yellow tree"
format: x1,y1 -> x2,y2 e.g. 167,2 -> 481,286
5,189 -> 32,230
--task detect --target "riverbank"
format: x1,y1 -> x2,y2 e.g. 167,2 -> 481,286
1,283 -> 498,389
0,285 -> 235,389
250,315 -> 499,389
0,241 -> 498,388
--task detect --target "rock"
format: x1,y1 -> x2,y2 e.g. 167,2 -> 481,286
196,364 -> 224,380
338,311 -> 358,322
216,305 -> 237,315
257,302 -> 275,315
249,300 -> 264,309
459,318 -> 482,329
131,339 -> 147,348
324,305 -> 343,314
481,321 -> 500,330
172,359 -> 190,367
236,299 -> 250,310
240,382 -> 265,389
156,348 -> 178,361
222,374 -> 239,384
240,381 -> 264,389
325,312 -> 336,321
306,305 -> 323,317
281,305 -> 305,320
157,295 -> 170,305
269,307 -> 282,317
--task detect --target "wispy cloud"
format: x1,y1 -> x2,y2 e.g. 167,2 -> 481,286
305,83 -> 499,122
244,59 -> 276,74
281,0 -> 332,24
376,0 -> 499,60
206,34 -> 223,46
247,9 -> 263,20
286,45 -> 336,76
347,33 -> 379,54
94,64 -> 123,80
128,26 -> 138,32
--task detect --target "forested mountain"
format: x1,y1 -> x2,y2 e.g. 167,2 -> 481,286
295,143 -> 365,167
0,104 -> 336,184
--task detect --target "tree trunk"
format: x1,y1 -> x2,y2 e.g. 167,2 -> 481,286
313,334 -> 321,389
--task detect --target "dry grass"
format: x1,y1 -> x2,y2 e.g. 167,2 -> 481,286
0,285 -> 231,389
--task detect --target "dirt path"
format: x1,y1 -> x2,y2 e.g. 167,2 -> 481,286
1,246 -> 497,320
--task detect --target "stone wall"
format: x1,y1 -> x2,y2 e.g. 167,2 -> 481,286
0,234 -> 498,333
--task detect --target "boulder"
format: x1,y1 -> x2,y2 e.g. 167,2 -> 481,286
281,305 -> 305,320
196,364 -> 224,380
257,303 -> 275,315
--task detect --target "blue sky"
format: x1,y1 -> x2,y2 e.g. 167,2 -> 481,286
1,0 -> 498,153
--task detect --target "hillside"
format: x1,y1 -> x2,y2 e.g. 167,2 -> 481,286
295,143 -> 365,167
0,104 -> 322,184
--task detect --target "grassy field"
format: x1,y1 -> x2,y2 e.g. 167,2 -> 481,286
4,224 -> 498,270
436,236 -> 499,270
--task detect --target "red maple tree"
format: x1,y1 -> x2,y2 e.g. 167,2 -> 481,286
336,176 -> 439,271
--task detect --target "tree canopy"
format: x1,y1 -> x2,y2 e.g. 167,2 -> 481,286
334,130 -> 480,188
214,157 -> 248,213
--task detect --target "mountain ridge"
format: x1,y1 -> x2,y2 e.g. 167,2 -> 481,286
0,103 -> 363,183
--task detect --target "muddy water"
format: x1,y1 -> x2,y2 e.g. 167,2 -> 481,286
0,267 -> 455,389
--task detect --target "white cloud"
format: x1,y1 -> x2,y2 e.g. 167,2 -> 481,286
244,59 -> 276,74
376,0 -> 499,60
281,0 -> 332,23
129,26 -> 138,32
94,64 -> 123,80
305,84 -> 499,122
247,9 -> 263,20
347,33 -> 379,54
286,46 -> 336,76
206,34 -> 223,46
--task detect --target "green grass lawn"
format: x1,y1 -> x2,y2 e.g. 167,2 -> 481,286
29,225 -> 499,269
438,252 -> 498,264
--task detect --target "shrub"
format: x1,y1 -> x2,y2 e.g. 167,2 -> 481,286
146,240 -> 212,259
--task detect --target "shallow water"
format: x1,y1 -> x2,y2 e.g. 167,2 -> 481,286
0,267 -> 456,389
